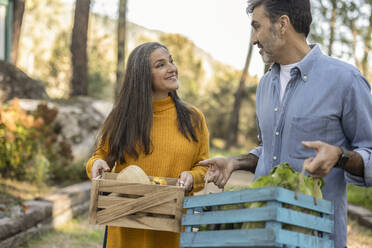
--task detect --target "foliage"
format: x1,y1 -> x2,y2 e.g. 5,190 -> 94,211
87,15 -> 116,101
0,98 -> 74,184
200,62 -> 239,141
347,184 -> 372,211
19,0 -> 71,97
310,0 -> 372,80
201,62 -> 259,149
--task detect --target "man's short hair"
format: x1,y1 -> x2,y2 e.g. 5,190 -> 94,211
246,0 -> 312,37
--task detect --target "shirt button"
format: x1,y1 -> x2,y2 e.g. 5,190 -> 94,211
303,75 -> 307,81
273,156 -> 277,160
274,108 -> 278,112
275,132 -> 279,136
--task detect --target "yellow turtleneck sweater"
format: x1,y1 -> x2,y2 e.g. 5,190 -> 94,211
86,96 -> 209,248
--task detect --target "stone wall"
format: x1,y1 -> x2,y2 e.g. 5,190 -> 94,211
16,97 -> 113,162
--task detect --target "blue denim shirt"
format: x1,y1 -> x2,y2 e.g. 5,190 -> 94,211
250,45 -> 372,248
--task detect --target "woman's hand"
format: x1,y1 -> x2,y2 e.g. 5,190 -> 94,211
177,171 -> 194,193
91,159 -> 111,179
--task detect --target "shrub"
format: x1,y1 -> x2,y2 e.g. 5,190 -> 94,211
0,98 -> 73,185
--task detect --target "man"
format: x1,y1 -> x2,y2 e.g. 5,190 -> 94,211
200,0 -> 372,247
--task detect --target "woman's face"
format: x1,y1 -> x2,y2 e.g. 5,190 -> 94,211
150,47 -> 179,100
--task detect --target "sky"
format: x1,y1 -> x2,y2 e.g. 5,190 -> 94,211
65,0 -> 265,77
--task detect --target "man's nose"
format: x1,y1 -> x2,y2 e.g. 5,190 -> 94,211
252,37 -> 258,46
251,32 -> 258,45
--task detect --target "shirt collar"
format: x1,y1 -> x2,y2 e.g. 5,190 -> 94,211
269,44 -> 322,82
296,44 -> 322,82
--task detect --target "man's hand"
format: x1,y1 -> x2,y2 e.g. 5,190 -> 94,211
177,171 -> 194,193
302,141 -> 342,178
200,157 -> 235,188
92,159 -> 111,179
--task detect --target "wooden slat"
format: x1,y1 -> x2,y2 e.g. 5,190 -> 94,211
182,206 -> 277,226
276,206 -> 333,233
90,174 -> 184,232
96,189 -> 179,224
88,180 -> 99,224
98,179 -> 182,195
105,215 -> 180,233
174,190 -> 185,232
276,229 -> 334,248
276,188 -> 333,214
97,195 -> 178,215
103,172 -> 178,186
180,229 -> 277,247
180,228 -> 333,247
183,187 -> 276,208
183,187 -> 332,215
182,206 -> 332,233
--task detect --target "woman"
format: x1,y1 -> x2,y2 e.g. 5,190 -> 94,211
86,42 -> 209,248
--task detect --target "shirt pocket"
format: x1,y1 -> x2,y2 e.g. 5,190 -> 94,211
288,117 -> 328,159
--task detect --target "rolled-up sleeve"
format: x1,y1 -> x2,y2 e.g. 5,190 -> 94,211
343,73 -> 372,186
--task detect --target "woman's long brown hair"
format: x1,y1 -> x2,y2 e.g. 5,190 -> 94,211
99,42 -> 201,168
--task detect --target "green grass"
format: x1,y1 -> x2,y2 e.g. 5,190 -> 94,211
20,213 -> 104,248
347,184 -> 372,210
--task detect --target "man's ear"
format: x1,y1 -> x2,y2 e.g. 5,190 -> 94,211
278,15 -> 290,35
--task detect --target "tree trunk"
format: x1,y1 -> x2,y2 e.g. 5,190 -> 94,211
226,31 -> 254,149
361,1 -> 372,78
115,0 -> 127,100
70,0 -> 90,97
350,20 -> 361,71
11,0 -> 26,64
328,0 -> 337,56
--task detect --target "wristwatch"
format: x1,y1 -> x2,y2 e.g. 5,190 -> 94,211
335,147 -> 350,169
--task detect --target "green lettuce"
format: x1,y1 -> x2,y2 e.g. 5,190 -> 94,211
199,162 -> 324,234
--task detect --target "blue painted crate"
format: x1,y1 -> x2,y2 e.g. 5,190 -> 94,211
180,187 -> 334,248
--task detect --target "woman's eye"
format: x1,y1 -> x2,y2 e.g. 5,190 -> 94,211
156,63 -> 164,68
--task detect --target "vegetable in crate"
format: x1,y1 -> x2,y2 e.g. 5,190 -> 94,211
151,177 -> 168,185
116,165 -> 151,184
202,162 -> 324,233
110,165 -> 150,199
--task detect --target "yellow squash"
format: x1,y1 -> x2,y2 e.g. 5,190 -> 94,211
151,177 -> 168,185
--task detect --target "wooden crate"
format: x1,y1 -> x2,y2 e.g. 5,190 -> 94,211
89,172 -> 184,232
180,187 -> 334,248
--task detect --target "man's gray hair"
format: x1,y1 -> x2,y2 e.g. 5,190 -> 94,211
246,0 -> 262,15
